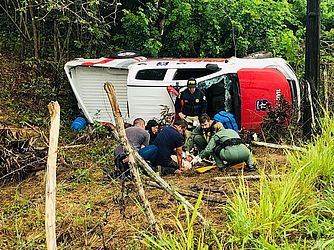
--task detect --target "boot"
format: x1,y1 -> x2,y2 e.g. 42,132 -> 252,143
244,164 -> 256,172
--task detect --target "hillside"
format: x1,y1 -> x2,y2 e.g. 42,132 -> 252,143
0,53 -> 295,249
1,53 -> 334,250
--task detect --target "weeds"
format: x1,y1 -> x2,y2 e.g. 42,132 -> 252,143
141,191 -> 222,250
224,113 -> 334,248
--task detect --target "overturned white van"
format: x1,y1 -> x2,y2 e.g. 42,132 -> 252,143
64,56 -> 300,131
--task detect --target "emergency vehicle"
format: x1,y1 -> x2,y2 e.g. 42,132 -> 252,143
64,54 -> 300,131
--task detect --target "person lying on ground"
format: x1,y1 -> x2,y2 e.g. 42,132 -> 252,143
191,123 -> 256,172
150,119 -> 188,176
186,113 -> 223,155
171,154 -> 192,174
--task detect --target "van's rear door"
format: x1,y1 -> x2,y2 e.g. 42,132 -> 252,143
237,68 -> 292,131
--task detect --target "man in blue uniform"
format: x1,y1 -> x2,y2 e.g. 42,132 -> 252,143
175,78 -> 207,131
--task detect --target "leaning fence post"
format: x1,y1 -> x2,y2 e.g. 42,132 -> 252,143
104,81 -> 209,228
104,82 -> 161,236
45,101 -> 60,250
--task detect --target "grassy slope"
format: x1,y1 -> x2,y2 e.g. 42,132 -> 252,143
5,53 -> 331,249
0,54 -> 277,249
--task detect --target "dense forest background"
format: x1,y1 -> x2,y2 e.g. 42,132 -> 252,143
1,0 -> 333,64
0,0 -> 333,121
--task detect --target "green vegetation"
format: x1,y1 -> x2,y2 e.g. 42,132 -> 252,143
141,192 -> 222,249
1,0 -> 334,249
136,114 -> 334,249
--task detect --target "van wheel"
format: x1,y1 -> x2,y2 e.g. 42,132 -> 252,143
111,50 -> 141,58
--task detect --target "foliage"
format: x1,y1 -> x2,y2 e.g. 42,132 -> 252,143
224,113 -> 334,248
260,95 -> 296,143
1,0 -> 332,65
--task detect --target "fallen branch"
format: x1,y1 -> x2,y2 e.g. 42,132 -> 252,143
191,185 -> 231,194
251,141 -> 305,152
105,81 -> 209,228
104,82 -> 160,236
214,174 -> 281,181
146,181 -> 227,204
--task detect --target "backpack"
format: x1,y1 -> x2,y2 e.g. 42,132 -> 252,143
213,111 -> 238,132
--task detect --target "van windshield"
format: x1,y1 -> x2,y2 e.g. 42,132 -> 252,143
199,75 -> 234,117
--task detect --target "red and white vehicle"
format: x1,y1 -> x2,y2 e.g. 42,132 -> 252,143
64,55 -> 300,131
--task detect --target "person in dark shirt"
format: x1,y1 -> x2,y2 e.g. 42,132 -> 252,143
152,119 -> 188,175
174,78 -> 207,128
145,119 -> 159,144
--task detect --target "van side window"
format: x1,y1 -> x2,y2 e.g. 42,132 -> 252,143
173,68 -> 220,80
135,69 -> 167,80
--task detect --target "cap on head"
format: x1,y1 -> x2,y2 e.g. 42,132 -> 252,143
187,78 -> 197,88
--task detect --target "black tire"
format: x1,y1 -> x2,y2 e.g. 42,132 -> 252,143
110,50 -> 141,59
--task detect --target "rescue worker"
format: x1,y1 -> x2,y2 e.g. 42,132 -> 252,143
185,113 -> 223,154
192,123 -> 256,172
175,77 -> 207,131
152,119 -> 188,176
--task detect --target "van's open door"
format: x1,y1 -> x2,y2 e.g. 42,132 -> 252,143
237,68 -> 292,131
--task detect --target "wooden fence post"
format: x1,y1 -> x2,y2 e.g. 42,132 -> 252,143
45,101 -> 60,250
104,82 -> 161,236
104,82 -> 209,227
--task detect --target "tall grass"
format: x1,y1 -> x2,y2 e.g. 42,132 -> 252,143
225,113 -> 334,248
139,114 -> 334,249
140,191 -> 222,250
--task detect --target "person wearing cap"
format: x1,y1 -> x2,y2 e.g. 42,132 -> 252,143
174,78 -> 207,132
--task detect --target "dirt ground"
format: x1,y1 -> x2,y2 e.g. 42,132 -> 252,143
0,143 -> 288,249
0,52 -> 290,248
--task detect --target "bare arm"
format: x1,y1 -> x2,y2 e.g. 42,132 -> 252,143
175,146 -> 183,169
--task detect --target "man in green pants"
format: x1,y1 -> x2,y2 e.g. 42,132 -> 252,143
192,123 -> 256,171
185,113 -> 223,155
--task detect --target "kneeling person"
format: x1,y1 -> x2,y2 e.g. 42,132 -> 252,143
195,124 -> 255,171
152,119 -> 188,175
186,113 -> 223,154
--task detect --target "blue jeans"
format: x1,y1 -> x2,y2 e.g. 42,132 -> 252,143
138,145 -> 158,162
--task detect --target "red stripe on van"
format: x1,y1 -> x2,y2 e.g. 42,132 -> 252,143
81,58 -> 115,66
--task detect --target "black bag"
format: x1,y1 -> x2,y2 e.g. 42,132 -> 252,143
113,154 -> 132,179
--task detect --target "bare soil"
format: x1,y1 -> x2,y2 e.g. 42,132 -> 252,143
0,138 -> 288,249
0,53 -> 289,249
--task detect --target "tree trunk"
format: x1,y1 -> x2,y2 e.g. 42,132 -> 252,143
29,0 -> 39,59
